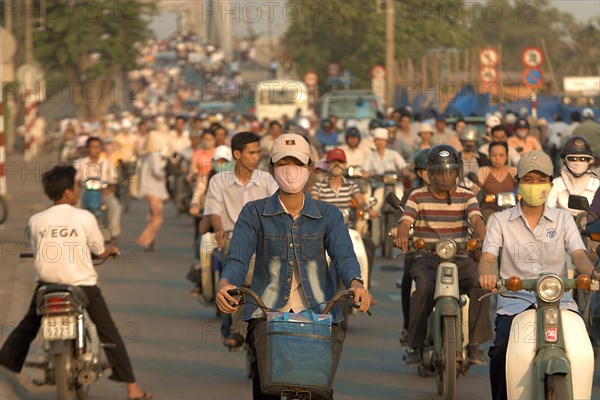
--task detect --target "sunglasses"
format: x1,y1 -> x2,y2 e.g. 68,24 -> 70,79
566,156 -> 592,162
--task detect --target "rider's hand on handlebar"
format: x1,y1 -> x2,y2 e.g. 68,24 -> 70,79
479,274 -> 498,292
350,281 -> 372,313
215,230 -> 225,249
216,279 -> 239,314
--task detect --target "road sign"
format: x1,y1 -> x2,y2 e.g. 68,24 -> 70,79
16,61 -> 45,90
326,62 -> 341,77
479,48 -> 499,67
479,67 -> 498,83
303,71 -> 319,88
521,47 -> 544,68
371,65 -> 386,79
522,67 -> 544,87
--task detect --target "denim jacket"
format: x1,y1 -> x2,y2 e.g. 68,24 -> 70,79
221,190 -> 362,323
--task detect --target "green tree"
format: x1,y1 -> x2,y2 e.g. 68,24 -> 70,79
34,0 -> 155,119
283,0 -> 470,91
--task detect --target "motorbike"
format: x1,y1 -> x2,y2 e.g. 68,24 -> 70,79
167,152 -> 193,214
387,192 -> 478,400
81,178 -> 108,228
331,208 -> 373,331
477,191 -> 517,224
116,158 -> 137,213
480,273 -> 599,399
20,236 -> 117,400
370,172 -> 404,259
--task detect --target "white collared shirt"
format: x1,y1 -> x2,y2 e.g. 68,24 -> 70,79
482,203 -> 584,315
203,169 -> 279,231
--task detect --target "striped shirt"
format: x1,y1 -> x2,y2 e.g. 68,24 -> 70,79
312,179 -> 361,211
400,186 -> 482,244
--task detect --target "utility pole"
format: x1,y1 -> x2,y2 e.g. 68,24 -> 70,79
25,0 -> 33,63
385,0 -> 395,108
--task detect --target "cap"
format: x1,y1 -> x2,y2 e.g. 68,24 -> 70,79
418,123 -> 433,134
486,115 -> 501,128
326,148 -> 346,163
583,108 -> 594,119
517,150 -> 553,178
435,114 -> 446,122
373,127 -> 389,140
271,133 -> 311,164
515,117 -> 530,129
213,145 -> 232,161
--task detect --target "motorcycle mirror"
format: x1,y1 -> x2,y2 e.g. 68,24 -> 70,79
369,197 -> 378,207
466,172 -> 479,185
100,228 -> 113,243
568,195 -> 590,211
385,192 -> 403,211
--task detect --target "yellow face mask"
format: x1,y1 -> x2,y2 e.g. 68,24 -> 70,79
518,183 -> 551,207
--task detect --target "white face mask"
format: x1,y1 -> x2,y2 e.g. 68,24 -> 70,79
516,129 -> 528,138
567,160 -> 590,176
274,165 -> 310,194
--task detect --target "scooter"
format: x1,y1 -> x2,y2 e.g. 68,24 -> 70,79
480,273 -> 599,399
328,209 -> 371,332
81,178 -> 108,228
20,238 -> 117,400
370,172 -> 404,258
387,192 -> 478,400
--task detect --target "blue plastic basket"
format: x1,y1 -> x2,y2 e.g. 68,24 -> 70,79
253,318 -> 346,399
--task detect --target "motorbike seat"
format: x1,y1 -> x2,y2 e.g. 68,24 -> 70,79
36,284 -> 90,311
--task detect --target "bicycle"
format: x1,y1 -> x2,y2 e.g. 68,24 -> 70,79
227,287 -> 370,400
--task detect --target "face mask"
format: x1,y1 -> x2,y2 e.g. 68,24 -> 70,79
462,143 -> 475,152
329,164 -> 344,176
516,129 -> 528,139
518,183 -> 551,207
213,161 -> 234,173
566,160 -> 589,177
274,165 -> 310,194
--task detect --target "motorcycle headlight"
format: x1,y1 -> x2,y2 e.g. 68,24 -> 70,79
537,275 -> 564,303
383,173 -> 398,184
496,192 -> 516,207
85,180 -> 101,190
435,239 -> 457,260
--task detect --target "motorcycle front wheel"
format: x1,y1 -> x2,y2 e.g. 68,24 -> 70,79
437,316 -> 457,400
52,342 -> 76,400
545,374 -> 569,400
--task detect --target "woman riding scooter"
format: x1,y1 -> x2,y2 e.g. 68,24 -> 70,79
547,135 -> 600,216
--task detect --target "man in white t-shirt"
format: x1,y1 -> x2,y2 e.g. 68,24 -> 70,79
0,165 -> 151,400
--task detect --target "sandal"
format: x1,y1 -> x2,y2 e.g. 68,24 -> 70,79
222,333 -> 244,348
189,286 -> 202,299
128,390 -> 153,400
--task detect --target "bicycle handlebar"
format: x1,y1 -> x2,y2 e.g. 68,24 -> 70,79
226,287 -> 370,318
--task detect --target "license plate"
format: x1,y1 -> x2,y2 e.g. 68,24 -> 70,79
41,316 -> 77,341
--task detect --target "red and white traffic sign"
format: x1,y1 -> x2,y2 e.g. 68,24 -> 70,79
326,62 -> 341,77
371,65 -> 386,79
303,71 -> 319,87
521,47 -> 544,68
479,67 -> 498,83
479,48 -> 499,67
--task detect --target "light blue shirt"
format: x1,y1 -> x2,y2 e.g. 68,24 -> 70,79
482,202 -> 585,315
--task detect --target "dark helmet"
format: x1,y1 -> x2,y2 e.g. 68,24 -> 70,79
561,135 -> 593,158
321,118 -> 332,128
427,145 -> 462,191
345,127 -> 361,144
369,119 -> 381,130
414,149 -> 430,171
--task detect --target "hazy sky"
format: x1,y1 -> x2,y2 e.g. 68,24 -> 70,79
150,1 -> 600,40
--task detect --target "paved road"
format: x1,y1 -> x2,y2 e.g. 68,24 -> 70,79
1,152 -> 599,400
